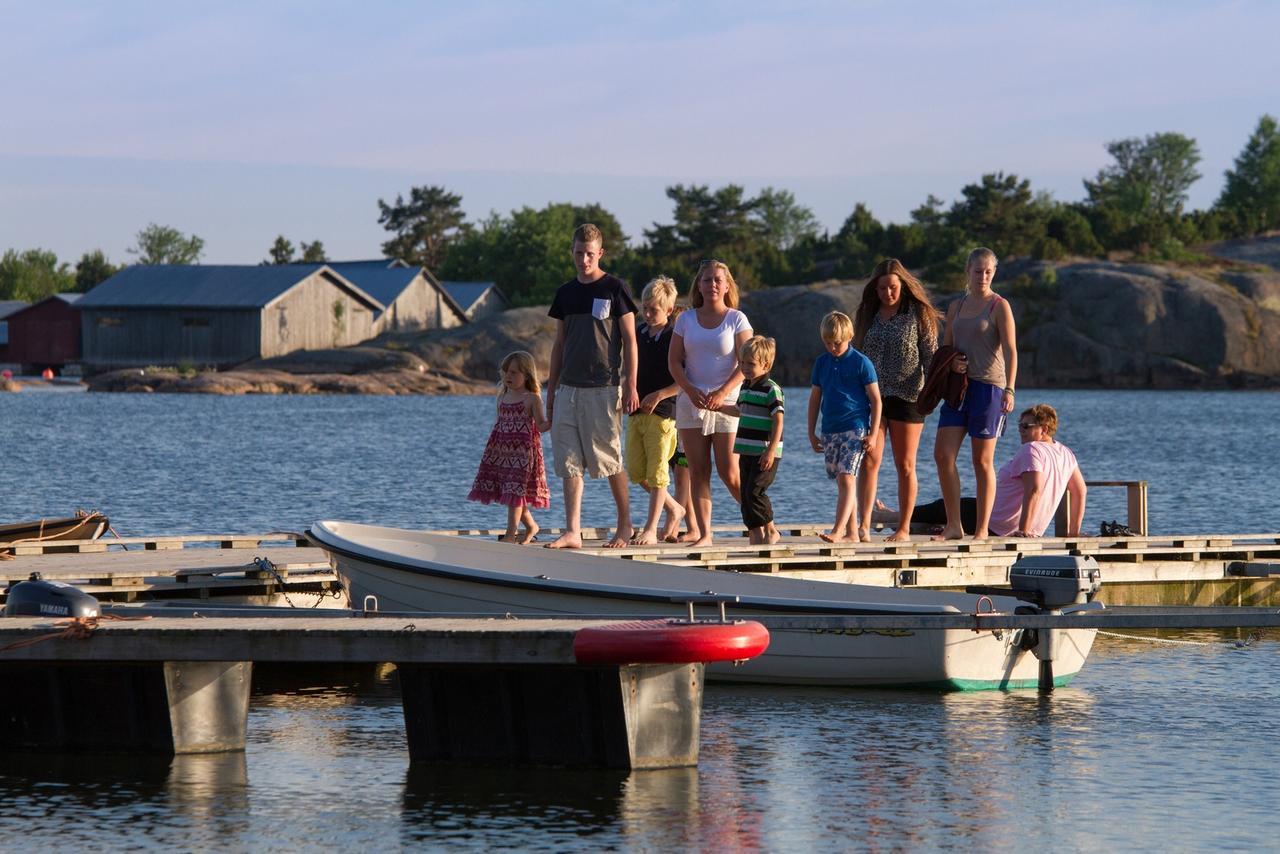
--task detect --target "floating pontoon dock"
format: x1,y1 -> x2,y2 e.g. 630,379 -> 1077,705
5,527 -> 1280,606
0,533 -> 339,605
0,615 -> 767,769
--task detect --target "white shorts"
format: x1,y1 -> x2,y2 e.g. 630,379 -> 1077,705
675,391 -> 739,435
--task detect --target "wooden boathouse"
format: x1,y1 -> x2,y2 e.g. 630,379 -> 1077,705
327,261 -> 469,335
77,265 -> 384,371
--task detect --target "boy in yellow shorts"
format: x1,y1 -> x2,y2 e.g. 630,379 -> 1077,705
626,276 -> 686,544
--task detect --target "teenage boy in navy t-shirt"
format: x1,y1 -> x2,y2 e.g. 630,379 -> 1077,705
545,223 -> 639,549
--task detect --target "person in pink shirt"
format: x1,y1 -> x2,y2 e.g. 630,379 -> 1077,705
989,404 -> 1086,537
875,404 -> 1087,537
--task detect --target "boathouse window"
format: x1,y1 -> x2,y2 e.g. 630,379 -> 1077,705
96,316 -> 124,328
182,317 -> 211,327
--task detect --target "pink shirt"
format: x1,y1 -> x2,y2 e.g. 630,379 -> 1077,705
989,440 -> 1079,537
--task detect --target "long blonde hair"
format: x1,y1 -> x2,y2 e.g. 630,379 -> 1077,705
498,350 -> 540,394
688,260 -> 740,309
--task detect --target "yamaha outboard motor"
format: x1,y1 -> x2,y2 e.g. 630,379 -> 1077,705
3,572 -> 100,618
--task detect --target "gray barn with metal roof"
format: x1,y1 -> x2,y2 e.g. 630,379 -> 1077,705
327,261 -> 468,334
77,265 -> 383,371
440,280 -> 507,320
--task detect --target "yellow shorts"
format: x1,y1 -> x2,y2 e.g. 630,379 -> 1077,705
625,413 -> 678,489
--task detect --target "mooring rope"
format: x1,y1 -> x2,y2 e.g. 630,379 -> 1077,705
1098,629 -> 1263,648
0,613 -> 152,652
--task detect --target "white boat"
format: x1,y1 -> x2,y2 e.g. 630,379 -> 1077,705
307,521 -> 1100,691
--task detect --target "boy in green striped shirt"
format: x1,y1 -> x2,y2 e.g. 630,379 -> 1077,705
717,336 -> 785,545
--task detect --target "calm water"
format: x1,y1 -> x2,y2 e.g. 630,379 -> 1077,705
2,388 -> 1278,534
1,389 -> 1278,849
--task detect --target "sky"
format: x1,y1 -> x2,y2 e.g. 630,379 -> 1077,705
2,0 -> 1278,265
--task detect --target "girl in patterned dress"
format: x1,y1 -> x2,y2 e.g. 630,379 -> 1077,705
467,351 -> 551,544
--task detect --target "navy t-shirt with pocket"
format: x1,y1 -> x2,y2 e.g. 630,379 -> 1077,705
548,273 -> 638,387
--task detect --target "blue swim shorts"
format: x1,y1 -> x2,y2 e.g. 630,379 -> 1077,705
821,428 -> 868,479
937,379 -> 1007,440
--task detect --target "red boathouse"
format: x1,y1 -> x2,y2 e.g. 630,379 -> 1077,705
5,293 -> 83,373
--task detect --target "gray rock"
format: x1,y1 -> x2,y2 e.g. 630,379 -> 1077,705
739,280 -> 866,386
1015,261 -> 1280,387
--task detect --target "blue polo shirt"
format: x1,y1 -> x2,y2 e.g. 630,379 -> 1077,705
811,347 -> 878,433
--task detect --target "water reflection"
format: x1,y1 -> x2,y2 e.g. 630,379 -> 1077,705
0,751 -> 247,845
401,765 -> 630,846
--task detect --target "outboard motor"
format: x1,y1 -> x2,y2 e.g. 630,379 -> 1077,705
3,572 -> 100,618
1008,554 -> 1101,609
969,555 -> 1102,691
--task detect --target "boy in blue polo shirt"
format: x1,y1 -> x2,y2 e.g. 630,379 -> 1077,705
807,311 -> 882,543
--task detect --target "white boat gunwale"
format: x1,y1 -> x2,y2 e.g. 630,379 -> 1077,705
307,523 -> 968,616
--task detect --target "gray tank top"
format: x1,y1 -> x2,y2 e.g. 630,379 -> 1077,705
951,294 -> 1006,387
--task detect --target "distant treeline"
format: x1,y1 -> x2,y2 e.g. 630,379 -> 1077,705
4,115 -> 1278,306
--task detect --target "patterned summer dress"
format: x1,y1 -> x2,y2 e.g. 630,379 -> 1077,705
467,399 -> 550,509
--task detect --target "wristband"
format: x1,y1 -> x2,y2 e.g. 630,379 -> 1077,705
1003,387 -> 1015,395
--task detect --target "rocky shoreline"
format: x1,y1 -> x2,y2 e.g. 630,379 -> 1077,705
71,242 -> 1280,395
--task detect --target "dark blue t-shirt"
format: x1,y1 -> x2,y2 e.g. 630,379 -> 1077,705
548,273 -> 637,387
810,347 -> 878,433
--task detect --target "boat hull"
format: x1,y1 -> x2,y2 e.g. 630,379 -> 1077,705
0,513 -> 109,547
311,522 -> 1097,691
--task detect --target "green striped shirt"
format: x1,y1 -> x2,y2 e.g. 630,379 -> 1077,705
734,378 -> 784,457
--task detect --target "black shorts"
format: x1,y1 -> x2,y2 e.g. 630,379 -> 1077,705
882,395 -> 925,424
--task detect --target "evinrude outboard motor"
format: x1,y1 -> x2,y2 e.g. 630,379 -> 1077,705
3,572 -> 100,618
969,555 -> 1102,691
1007,554 -> 1101,609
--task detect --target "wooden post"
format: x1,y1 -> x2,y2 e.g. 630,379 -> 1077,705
1062,480 -> 1150,537
1127,481 -> 1149,536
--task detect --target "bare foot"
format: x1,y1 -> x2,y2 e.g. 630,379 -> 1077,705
766,527 -> 781,545
514,517 -> 540,545
874,498 -> 890,511
545,531 -> 583,549
857,528 -> 872,543
885,528 -> 911,542
677,530 -> 702,543
605,527 -> 633,548
498,532 -> 517,543
631,529 -> 659,546
689,535 -> 715,547
971,530 -> 988,540
931,526 -> 965,541
659,505 -> 685,542
820,532 -> 858,544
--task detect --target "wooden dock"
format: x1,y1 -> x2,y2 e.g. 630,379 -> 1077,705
5,526 -> 1280,609
0,615 -> 763,769
431,524 -> 1280,606
0,533 -> 339,605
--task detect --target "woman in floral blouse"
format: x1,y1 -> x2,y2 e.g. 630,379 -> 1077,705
852,258 -> 941,541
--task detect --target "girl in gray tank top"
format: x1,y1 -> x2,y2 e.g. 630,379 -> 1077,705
933,248 -> 1018,542
951,293 -> 1006,387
